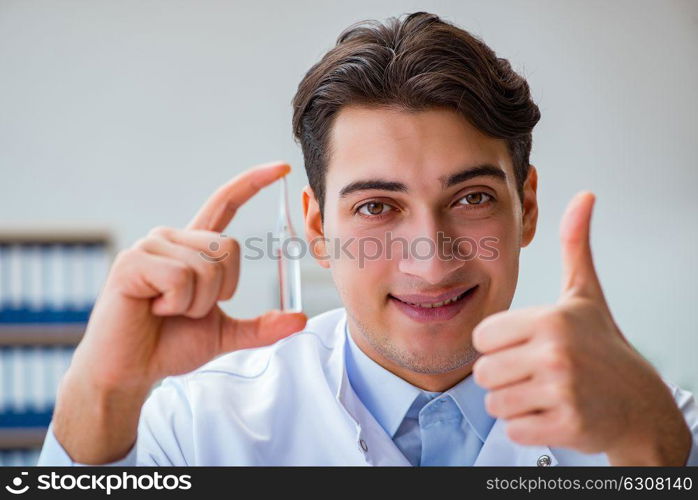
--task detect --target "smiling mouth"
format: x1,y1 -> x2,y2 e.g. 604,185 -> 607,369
389,285 -> 477,309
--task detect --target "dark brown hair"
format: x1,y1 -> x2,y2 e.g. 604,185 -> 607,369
292,11 -> 540,218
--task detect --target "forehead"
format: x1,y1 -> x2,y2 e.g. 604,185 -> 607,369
326,105 -> 513,191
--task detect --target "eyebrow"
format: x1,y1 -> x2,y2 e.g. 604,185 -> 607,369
338,163 -> 507,198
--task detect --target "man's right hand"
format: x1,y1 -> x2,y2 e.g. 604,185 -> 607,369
52,161 -> 307,464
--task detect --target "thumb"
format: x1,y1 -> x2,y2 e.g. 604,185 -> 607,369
220,309 -> 308,353
559,191 -> 603,300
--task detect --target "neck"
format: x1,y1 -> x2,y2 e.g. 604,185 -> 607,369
347,319 -> 474,392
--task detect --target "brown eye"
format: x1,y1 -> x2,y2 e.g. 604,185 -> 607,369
358,201 -> 391,217
458,192 -> 491,206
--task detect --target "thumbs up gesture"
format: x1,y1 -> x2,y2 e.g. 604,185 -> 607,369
472,192 -> 692,465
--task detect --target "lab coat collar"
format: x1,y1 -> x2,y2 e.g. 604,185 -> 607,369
344,321 -> 422,438
327,308 -> 559,467
330,312 -> 412,466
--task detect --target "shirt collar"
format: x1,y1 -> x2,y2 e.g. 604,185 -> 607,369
446,368 -> 496,443
343,320 -> 495,442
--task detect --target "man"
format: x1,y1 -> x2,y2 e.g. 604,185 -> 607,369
39,12 -> 697,466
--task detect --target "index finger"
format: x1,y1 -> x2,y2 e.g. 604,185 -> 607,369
187,161 -> 291,232
472,306 -> 549,354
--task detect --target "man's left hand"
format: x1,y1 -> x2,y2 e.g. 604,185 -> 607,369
472,191 -> 692,465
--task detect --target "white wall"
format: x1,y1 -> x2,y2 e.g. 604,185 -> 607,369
1,0 -> 696,391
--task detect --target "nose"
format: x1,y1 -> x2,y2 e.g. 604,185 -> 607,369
396,215 -> 466,285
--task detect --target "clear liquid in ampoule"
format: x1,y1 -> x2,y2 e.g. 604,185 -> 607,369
275,175 -> 303,312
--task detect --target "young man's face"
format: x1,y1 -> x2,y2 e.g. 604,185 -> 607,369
303,105 -> 538,384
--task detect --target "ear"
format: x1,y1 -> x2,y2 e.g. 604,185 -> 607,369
520,165 -> 539,248
302,185 -> 330,268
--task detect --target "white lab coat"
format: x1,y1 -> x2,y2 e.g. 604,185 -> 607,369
39,307 -> 698,466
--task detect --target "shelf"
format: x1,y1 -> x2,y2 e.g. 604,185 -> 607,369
0,226 -> 112,245
0,427 -> 47,448
0,324 -> 85,345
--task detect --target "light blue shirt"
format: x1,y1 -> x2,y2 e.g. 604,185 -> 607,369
344,322 -> 495,466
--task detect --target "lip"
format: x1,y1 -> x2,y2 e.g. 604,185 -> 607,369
389,285 -> 479,323
390,284 -> 474,306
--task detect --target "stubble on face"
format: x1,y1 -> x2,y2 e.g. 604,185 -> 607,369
346,309 -> 481,375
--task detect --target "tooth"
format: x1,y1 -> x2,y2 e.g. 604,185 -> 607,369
403,291 -> 466,308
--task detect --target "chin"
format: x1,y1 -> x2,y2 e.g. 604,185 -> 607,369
390,337 -> 479,374
402,325 -> 472,351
